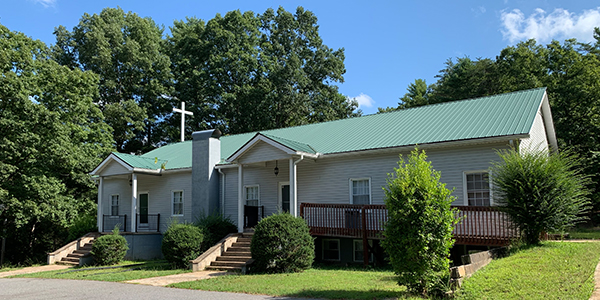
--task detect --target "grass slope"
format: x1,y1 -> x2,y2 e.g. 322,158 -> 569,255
14,260 -> 189,282
172,266 -> 419,300
458,241 -> 600,300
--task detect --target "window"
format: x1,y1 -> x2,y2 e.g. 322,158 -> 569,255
353,240 -> 373,262
245,185 -> 259,206
465,172 -> 490,206
111,195 -> 119,216
322,239 -> 340,261
172,191 -> 183,216
350,178 -> 371,204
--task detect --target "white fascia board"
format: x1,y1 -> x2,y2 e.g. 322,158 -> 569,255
319,134 -> 528,160
90,153 -> 133,175
132,168 -> 162,175
227,133 -> 297,162
540,92 -> 559,151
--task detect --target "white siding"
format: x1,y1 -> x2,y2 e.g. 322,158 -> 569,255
100,171 -> 192,232
222,142 -> 511,227
238,141 -> 291,164
520,109 -> 549,153
99,161 -> 129,176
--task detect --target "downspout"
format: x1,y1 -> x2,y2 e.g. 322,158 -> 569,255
218,168 -> 225,215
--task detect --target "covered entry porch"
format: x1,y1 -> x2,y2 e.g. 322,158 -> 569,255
220,133 -> 319,232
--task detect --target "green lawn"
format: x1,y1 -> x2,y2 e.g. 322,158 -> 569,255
14,260 -> 189,282
171,265 -> 420,300
568,227 -> 600,240
457,241 -> 600,300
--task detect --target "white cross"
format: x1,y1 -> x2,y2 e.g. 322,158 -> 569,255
172,101 -> 193,142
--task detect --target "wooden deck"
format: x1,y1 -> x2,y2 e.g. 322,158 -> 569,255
299,203 -> 519,246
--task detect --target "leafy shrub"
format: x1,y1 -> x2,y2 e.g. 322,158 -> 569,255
382,148 -> 457,296
91,227 -> 128,265
250,213 -> 314,273
194,213 -> 237,251
67,213 -> 97,242
161,223 -> 203,268
491,148 -> 591,245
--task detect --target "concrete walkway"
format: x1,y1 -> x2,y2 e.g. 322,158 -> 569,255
124,270 -> 229,286
0,265 -> 71,278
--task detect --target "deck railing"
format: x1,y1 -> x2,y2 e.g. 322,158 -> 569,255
299,203 -> 519,246
102,215 -> 128,232
136,214 -> 160,232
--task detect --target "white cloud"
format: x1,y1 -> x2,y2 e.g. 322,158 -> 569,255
351,93 -> 375,109
500,7 -> 600,43
32,0 -> 56,8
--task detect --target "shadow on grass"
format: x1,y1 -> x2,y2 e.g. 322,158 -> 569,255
284,289 -> 414,300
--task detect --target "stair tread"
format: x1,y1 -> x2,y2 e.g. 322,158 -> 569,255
211,261 -> 246,267
205,265 -> 242,271
217,256 -> 251,261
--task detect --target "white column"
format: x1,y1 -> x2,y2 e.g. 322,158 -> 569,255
237,164 -> 244,232
97,177 -> 103,232
131,173 -> 137,232
289,158 -> 297,217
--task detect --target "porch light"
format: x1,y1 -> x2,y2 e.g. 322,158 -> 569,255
274,160 -> 279,176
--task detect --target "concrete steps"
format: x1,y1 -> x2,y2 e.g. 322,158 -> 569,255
57,234 -> 99,266
205,232 -> 253,272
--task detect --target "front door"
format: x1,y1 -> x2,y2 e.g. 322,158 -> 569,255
139,193 -> 149,224
280,183 -> 290,213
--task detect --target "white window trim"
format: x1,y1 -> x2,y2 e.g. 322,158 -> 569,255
348,178 -> 372,204
322,239 -> 341,261
244,185 -> 260,206
462,170 -> 493,206
110,194 -> 119,217
353,240 -> 374,262
171,190 -> 184,217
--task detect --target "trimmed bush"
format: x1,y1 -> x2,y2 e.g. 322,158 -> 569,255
194,213 -> 237,251
67,213 -> 97,242
250,213 -> 314,273
162,223 -> 203,268
91,227 -> 128,265
382,148 -> 457,296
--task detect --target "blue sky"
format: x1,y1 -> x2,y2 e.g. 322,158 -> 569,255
2,1 -> 600,114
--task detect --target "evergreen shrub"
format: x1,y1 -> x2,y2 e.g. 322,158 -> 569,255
491,148 -> 591,245
250,213 -> 314,273
91,227 -> 128,265
161,223 -> 203,268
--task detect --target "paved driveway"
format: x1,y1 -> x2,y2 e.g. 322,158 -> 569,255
0,278 -> 314,300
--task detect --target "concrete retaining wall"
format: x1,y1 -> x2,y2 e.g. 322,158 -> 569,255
450,247 -> 508,288
122,233 -> 164,260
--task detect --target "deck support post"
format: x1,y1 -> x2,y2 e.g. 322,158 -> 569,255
237,164 -> 244,232
362,205 -> 368,267
97,177 -> 103,232
131,173 -> 137,233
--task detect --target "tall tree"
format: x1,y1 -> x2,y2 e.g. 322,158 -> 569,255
167,7 -> 358,138
52,7 -> 172,153
0,23 -> 113,264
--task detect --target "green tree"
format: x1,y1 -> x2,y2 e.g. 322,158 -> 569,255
398,79 -> 432,109
0,23 -> 113,264
52,7 -> 172,153
382,148 -> 456,296
167,7 -> 358,136
491,148 -> 590,245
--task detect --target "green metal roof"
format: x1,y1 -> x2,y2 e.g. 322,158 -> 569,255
112,152 -> 168,170
127,87 -> 547,169
261,133 -> 317,154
